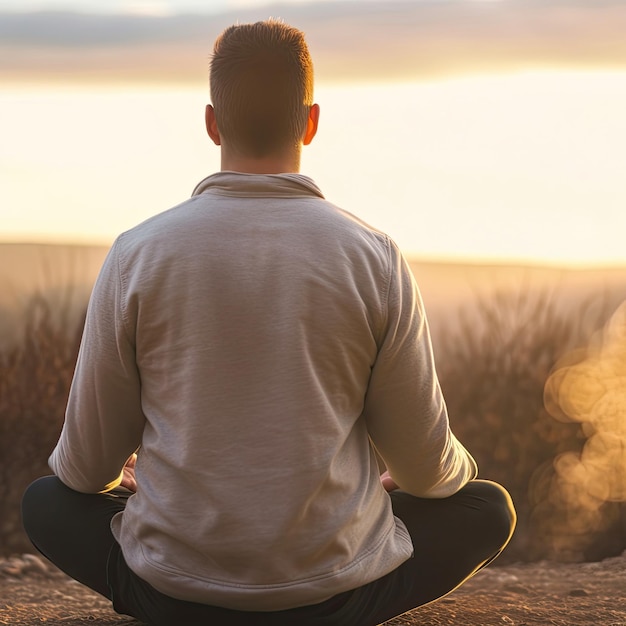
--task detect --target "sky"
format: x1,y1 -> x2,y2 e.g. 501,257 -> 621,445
4,1 -> 626,83
0,0 -> 225,13
1,0 -> 363,14
2,0 -> 626,266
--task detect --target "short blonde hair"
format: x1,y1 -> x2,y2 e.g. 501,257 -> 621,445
210,20 -> 314,158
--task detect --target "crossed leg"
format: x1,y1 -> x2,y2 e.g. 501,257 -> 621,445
22,477 -> 515,626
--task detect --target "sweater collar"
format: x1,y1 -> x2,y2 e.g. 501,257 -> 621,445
191,171 -> 325,200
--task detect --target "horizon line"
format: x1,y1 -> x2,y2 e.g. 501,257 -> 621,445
2,240 -> 625,271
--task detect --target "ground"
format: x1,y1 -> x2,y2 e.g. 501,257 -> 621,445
1,553 -> 625,626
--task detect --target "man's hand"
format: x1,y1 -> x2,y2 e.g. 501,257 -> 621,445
380,470 -> 399,492
120,453 -> 138,492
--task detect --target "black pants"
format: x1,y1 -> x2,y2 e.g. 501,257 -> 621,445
22,477 -> 515,626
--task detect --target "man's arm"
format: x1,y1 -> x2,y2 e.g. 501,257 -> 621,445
49,241 -> 145,493
364,241 -> 477,498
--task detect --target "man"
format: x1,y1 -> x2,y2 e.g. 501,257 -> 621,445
22,20 -> 515,626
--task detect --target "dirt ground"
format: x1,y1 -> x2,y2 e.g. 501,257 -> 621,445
1,552 -> 625,626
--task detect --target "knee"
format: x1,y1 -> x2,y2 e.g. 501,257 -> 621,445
468,479 -> 517,548
22,476 -> 63,540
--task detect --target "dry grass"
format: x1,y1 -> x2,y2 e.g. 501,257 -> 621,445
435,289 -> 625,563
0,293 -> 83,555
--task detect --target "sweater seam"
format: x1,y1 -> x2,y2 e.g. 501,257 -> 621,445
114,237 -> 133,347
378,234 -> 393,350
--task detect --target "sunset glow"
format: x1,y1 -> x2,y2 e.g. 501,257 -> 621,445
2,1 -> 626,267
2,70 -> 625,267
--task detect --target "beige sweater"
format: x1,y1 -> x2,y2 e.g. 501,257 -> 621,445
49,172 -> 477,611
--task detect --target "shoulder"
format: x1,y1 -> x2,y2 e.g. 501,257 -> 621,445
304,199 -> 393,259
112,195 -> 209,270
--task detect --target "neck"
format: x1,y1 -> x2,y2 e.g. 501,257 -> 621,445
220,145 -> 301,174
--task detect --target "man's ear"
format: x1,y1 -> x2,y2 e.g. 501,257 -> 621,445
205,104 -> 221,146
303,103 -> 320,146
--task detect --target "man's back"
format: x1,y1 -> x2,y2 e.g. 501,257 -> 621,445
54,171 -> 418,610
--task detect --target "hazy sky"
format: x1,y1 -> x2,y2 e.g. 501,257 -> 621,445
2,0 -> 626,265
1,0 -> 367,14
3,1 -> 626,83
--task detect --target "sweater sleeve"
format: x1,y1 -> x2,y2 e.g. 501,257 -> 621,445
363,240 -> 477,498
48,240 -> 145,493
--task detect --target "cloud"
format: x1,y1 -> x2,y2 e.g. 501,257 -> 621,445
1,0 -> 626,84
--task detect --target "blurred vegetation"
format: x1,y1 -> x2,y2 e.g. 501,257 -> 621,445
1,286 -> 625,563
436,290 -> 626,563
0,293 -> 83,556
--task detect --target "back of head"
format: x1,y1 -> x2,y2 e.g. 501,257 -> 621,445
210,20 -> 314,159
